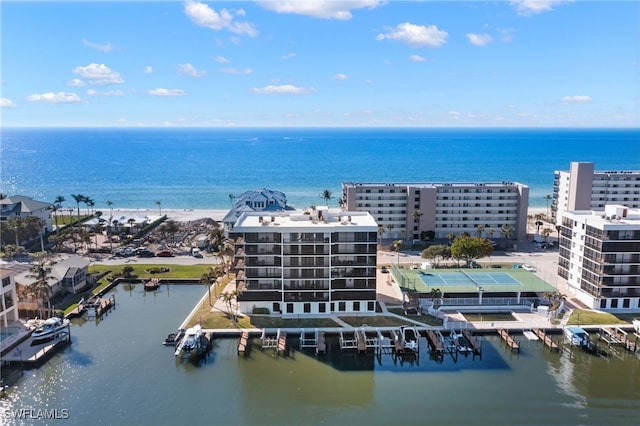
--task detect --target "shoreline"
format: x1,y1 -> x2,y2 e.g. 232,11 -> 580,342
92,206 -> 549,224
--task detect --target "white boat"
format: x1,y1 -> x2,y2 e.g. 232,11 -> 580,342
174,325 -> 203,357
564,326 -> 590,346
31,317 -> 70,343
450,331 -> 473,353
633,317 -> 640,334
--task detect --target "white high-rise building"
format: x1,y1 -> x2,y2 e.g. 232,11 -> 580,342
342,182 -> 529,242
552,162 -> 640,225
230,209 -> 378,315
558,205 -> 640,312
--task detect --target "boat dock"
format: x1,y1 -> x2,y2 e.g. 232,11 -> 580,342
425,329 -> 445,355
299,328 -> 326,355
462,330 -> 482,355
1,324 -> 71,368
260,329 -> 287,356
498,329 -> 520,353
237,331 -> 250,355
66,295 -> 116,320
598,327 -> 627,347
533,328 -> 559,351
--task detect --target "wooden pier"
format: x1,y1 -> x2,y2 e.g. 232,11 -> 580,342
237,331 -> 250,355
533,328 -> 559,351
425,329 -> 444,355
66,295 -> 116,320
462,330 -> 482,355
498,329 -> 520,352
299,329 -> 327,355
598,327 -> 627,347
277,330 -> 287,356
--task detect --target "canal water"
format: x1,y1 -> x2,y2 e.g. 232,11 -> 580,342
1,284 -> 638,426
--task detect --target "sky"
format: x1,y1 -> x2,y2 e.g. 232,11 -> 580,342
1,0 -> 639,128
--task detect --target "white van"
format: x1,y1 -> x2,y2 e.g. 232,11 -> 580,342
191,248 -> 203,258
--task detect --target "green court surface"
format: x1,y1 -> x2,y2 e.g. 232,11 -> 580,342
393,267 -> 556,294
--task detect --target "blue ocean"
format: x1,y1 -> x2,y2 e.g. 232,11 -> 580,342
1,127 -> 638,210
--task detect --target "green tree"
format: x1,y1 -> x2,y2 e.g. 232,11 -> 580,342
228,193 -> 235,207
25,254 -> 56,317
475,224 -> 485,238
393,239 -> 403,265
377,226 -> 384,244
430,288 -> 443,308
421,244 -> 451,268
70,194 -> 85,223
200,265 -> 223,307
320,189 -> 333,207
219,289 -> 240,323
450,236 -> 493,267
500,224 -> 513,248
121,265 -> 135,278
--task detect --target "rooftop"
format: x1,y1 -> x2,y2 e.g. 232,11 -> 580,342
233,209 -> 378,230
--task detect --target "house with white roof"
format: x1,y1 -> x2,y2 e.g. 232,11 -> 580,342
223,189 -> 296,231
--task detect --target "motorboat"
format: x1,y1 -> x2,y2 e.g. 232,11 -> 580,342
31,317 -> 70,343
564,326 -> 590,346
174,325 -> 203,357
163,328 -> 185,346
144,279 -> 160,291
450,331 -> 473,354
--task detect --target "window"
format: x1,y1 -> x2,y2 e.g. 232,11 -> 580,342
368,301 -> 375,311
600,299 -> 607,309
623,299 -> 630,308
273,302 -> 281,313
353,301 -> 360,312
611,299 -> 619,308
304,303 -> 311,313
338,302 -> 346,312
319,303 -> 326,313
286,303 -> 294,313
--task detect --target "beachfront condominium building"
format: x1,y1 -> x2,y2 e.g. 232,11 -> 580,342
558,205 -> 640,312
230,209 -> 378,315
342,182 -> 529,242
552,162 -> 640,225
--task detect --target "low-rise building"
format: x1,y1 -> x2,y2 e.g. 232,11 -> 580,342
230,209 -> 378,315
0,195 -> 53,241
558,205 -> 640,312
342,181 -> 528,242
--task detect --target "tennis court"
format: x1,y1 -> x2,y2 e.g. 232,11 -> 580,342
418,271 -> 521,287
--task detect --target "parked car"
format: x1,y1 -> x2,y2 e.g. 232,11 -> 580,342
156,250 -> 174,257
192,248 -> 203,258
522,264 -> 536,272
137,249 -> 155,258
380,266 -> 388,273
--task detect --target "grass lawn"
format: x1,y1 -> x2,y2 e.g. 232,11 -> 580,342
386,308 -> 444,326
566,309 -> 630,326
339,315 -> 415,328
89,264 -> 213,282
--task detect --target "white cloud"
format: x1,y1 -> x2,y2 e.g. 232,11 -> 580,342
219,67 -> 253,75
214,55 -> 230,64
87,89 -> 124,97
178,63 -> 207,78
258,0 -> 383,20
376,22 -> 448,48
67,78 -> 86,87
73,63 -> 124,85
282,52 -> 296,60
184,1 -> 258,36
561,95 -> 592,104
467,33 -> 493,46
147,88 -> 186,97
511,0 -> 572,16
1,97 -> 17,108
82,38 -> 114,52
448,111 -> 461,119
408,54 -> 426,62
333,73 -> 348,80
251,84 -> 313,95
26,92 -> 82,104
144,66 -> 153,74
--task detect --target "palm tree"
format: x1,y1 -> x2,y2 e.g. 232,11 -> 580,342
70,194 -> 85,223
84,197 -> 95,215
447,233 -> 455,245
386,223 -> 394,239
155,200 -> 162,216
54,195 -> 65,231
393,239 -> 403,265
25,255 -> 56,317
127,218 -> 136,235
106,200 -> 114,244
544,194 -> 552,220
320,189 -> 333,207
228,193 -> 235,207
337,196 -> 346,211
219,290 -> 240,323
476,224 -> 485,238
377,226 -> 384,245
500,224 -> 513,248
430,288 -> 443,308
486,228 -> 494,241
